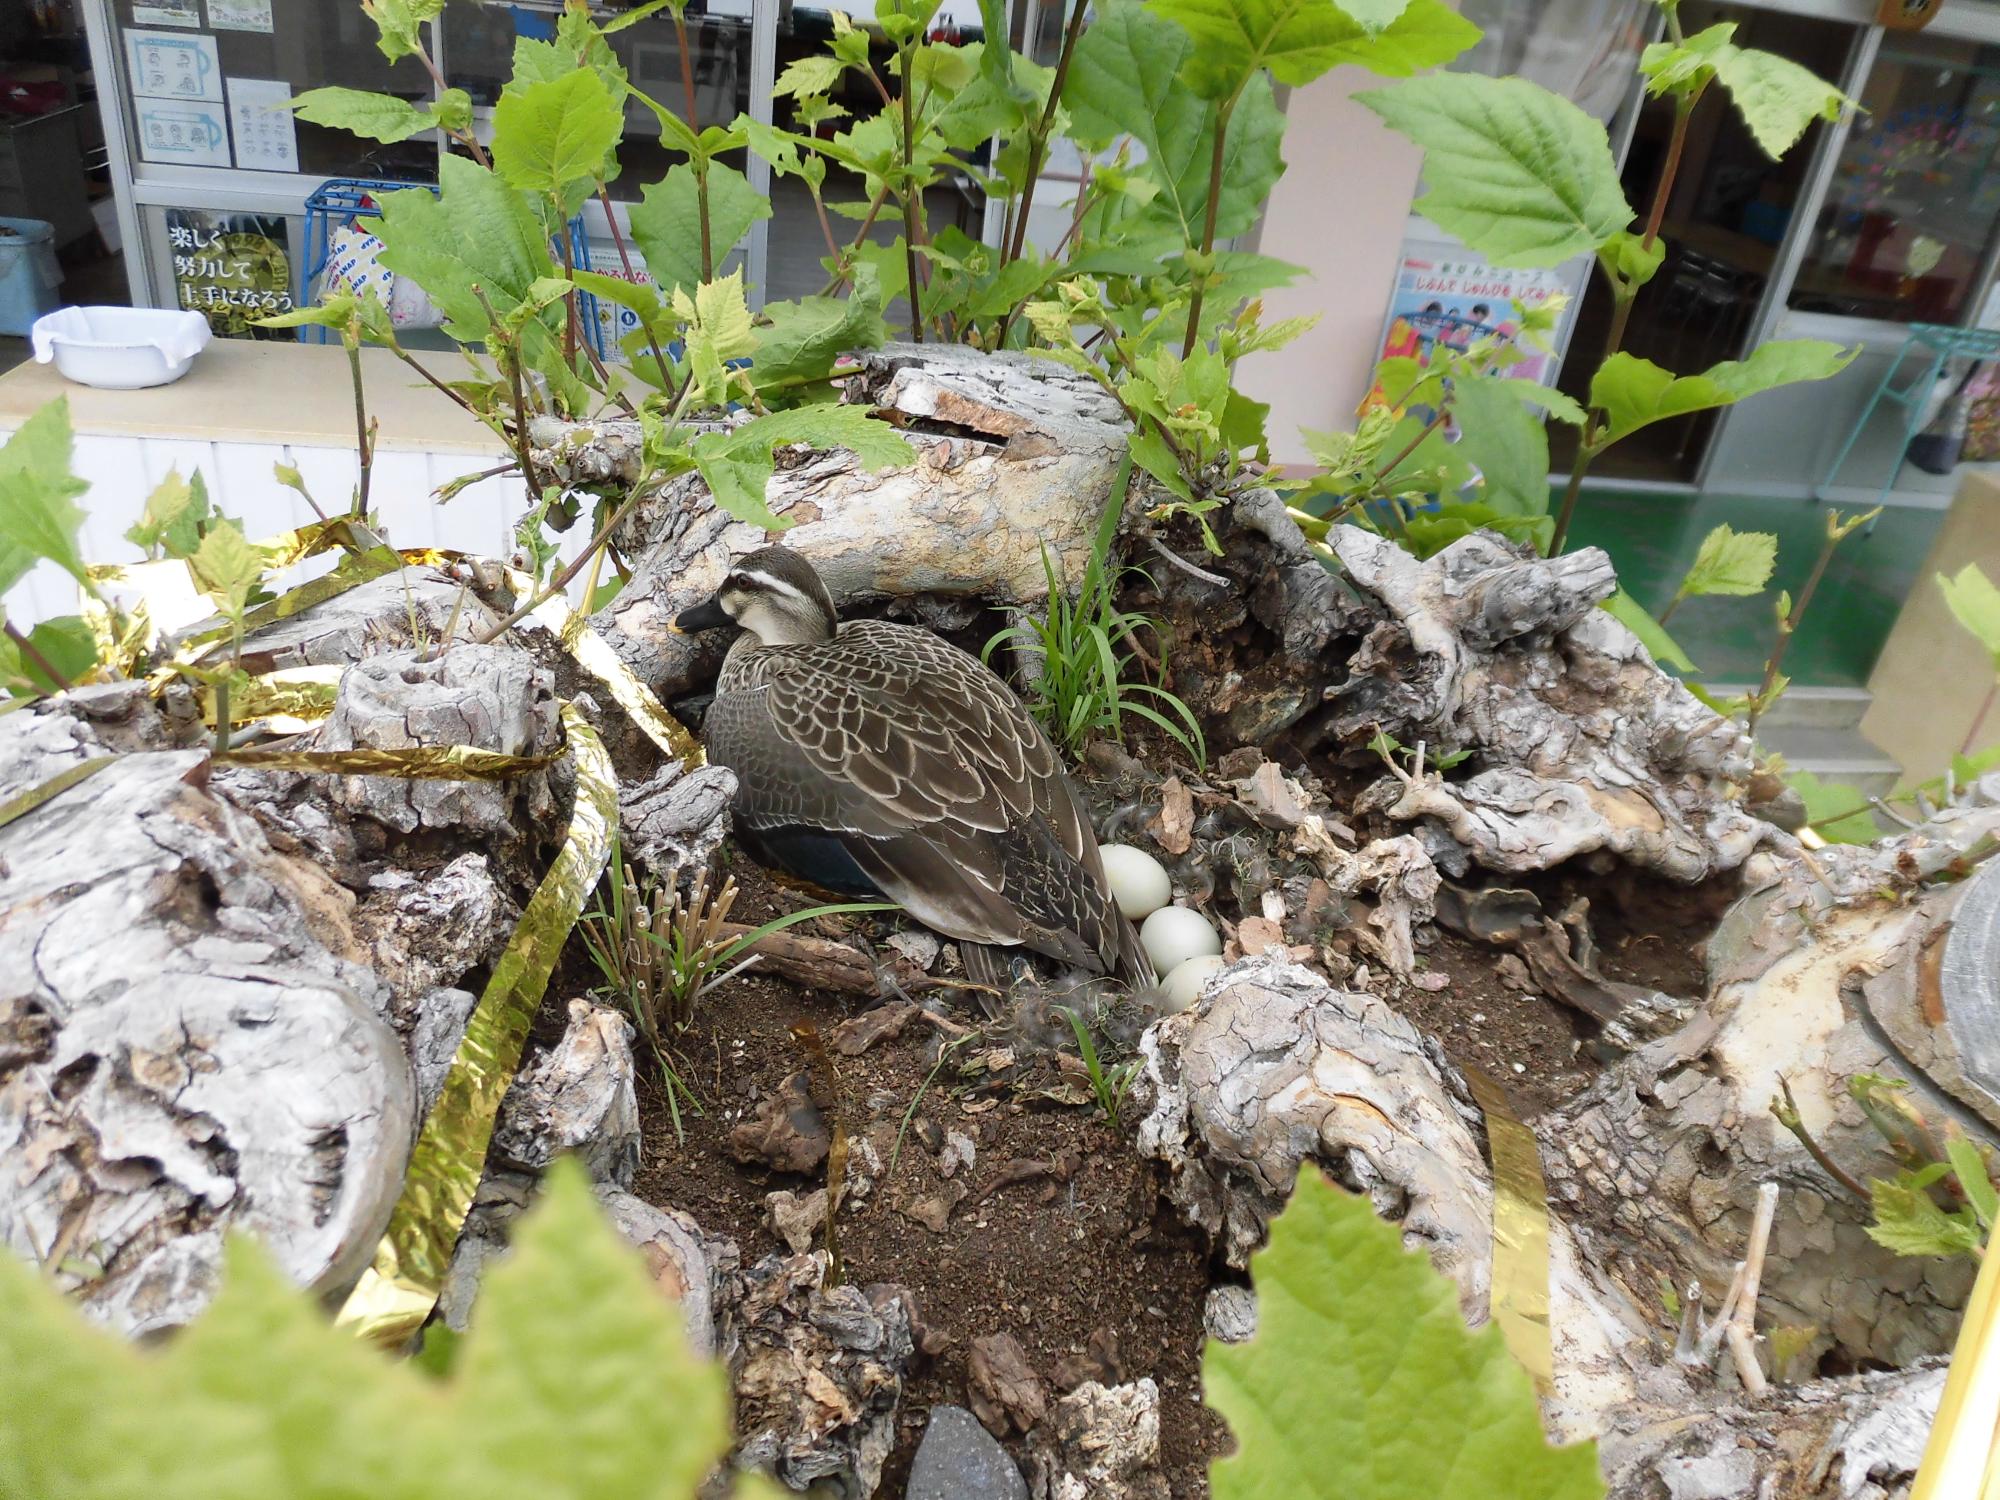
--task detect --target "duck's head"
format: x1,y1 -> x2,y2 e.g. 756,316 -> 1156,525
672,546 -> 839,647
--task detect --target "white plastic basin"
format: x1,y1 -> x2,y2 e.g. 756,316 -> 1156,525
31,306 -> 212,390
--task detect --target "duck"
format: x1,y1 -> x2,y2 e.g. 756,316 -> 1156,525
672,546 -> 1154,999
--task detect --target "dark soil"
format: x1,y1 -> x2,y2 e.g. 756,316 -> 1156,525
612,769 -> 1725,1492
628,853 -> 1229,1496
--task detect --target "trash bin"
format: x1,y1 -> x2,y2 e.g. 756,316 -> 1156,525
0,217 -> 61,338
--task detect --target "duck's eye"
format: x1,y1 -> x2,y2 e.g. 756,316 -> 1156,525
725,574 -> 750,591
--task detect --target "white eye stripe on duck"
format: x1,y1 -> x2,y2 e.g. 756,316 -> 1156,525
731,571 -> 830,614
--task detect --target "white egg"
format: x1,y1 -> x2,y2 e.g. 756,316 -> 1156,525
1140,904 -> 1222,975
1160,954 -> 1227,1014
1101,843 -> 1172,920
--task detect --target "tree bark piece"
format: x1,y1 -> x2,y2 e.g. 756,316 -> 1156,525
1327,527 -> 1763,884
489,998 -> 641,1190
1025,1379 -> 1168,1500
318,643 -> 561,837
591,344 -> 1132,697
725,1250 -> 919,1496
0,704 -> 413,1335
1541,821 -> 2000,1379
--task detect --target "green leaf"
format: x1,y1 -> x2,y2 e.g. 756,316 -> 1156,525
1714,44 -> 1848,158
1206,1169 -> 1604,1500
774,54 -> 847,99
1785,766 -> 1885,844
374,155 -> 551,344
0,397 -> 92,591
694,407 -> 914,530
627,161 -> 772,301
1601,587 -> 1696,673
0,615 -> 97,696
1148,0 -> 1475,98
1064,1 -> 1287,246
1448,374 -> 1552,519
289,87 -> 441,144
1676,523 -> 1777,603
753,278 -> 889,392
1639,23 -> 1848,160
1637,22 -> 1737,99
188,519 -> 269,622
1946,1138 -> 1997,1231
567,268 -> 665,328
1359,74 -> 1633,268
1589,342 -> 1856,447
492,70 -> 623,209
0,1156 -> 776,1500
126,468 -> 215,561
675,269 -> 758,404
1939,563 -> 2000,672
359,0 -> 442,63
1868,1169 -> 1986,1260
1597,229 -> 1667,296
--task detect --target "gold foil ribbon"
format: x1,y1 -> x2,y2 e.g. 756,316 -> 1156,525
0,756 -> 118,832
1911,1216 -> 2000,1499
216,741 -> 562,780
518,576 -> 704,769
335,702 -> 617,1347
1465,1066 -> 1555,1392
199,664 -> 345,732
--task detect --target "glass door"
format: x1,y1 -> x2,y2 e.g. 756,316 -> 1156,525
1547,2 -> 1856,483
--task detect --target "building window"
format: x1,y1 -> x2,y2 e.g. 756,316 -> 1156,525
1790,34 -> 2000,326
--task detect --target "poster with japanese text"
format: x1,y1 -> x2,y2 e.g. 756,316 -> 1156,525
1375,255 -> 1574,386
209,0 -> 275,32
167,208 -> 295,339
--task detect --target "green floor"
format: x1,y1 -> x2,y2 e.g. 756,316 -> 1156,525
1564,489 -> 1944,688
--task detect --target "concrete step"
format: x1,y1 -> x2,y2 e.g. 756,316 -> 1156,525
1759,722 -> 1902,798
1706,684 -> 1874,733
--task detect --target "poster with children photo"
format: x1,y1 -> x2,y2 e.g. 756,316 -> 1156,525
1376,254 -> 1577,386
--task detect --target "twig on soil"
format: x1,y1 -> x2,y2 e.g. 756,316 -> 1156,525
1145,537 -> 1229,587
1725,1182 -> 1780,1395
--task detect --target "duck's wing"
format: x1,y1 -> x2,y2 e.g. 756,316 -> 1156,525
712,622 -> 1140,977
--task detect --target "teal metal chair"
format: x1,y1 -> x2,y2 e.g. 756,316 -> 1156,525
1816,322 -> 2000,526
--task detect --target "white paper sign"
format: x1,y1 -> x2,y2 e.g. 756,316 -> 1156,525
126,28 -> 223,103
136,98 -> 232,168
227,77 -> 298,172
209,0 -> 274,32
132,0 -> 201,27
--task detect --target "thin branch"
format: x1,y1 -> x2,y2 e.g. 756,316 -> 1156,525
4,619 -> 72,691
1003,0 -> 1090,268
899,42 -> 924,343
344,336 -> 373,518
1771,1076 -> 1871,1202
1180,92 -> 1236,361
472,284 -> 540,521
1146,536 -> 1228,586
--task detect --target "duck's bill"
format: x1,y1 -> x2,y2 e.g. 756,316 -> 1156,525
672,596 -> 731,634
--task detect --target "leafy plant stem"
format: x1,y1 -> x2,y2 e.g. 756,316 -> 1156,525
1374,406 -> 1450,486
1748,523 -> 1839,739
1963,679 -> 1998,758
392,346 -> 481,418
3,619 -> 71,691
473,380 -> 698,644
345,336 -> 373,518
556,227 -> 581,363
819,183 -> 891,296
413,42 -> 489,169
599,189 -> 679,397
1179,91 -> 1239,360
1002,0 -> 1090,268
1771,1075 -> 1869,1203
672,10 -> 701,135
899,41 -> 924,342
1549,89 -> 1698,555
473,285 -> 540,519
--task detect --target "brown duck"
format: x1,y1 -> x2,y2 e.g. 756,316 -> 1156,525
673,547 -> 1153,995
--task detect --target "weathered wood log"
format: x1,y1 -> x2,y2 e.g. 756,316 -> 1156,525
1541,813 -> 2000,1380
0,694 -> 413,1334
1327,527 -> 1765,884
583,343 -> 1132,696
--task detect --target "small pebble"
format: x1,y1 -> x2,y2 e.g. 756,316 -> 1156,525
1101,844 -> 1172,920
1139,905 -> 1221,974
